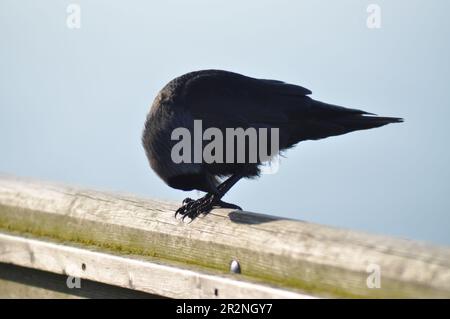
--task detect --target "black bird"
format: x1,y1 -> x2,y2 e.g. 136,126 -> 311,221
142,70 -> 402,220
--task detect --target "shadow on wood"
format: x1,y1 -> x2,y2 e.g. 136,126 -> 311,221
0,175 -> 449,298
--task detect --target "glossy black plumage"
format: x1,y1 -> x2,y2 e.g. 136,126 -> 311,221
142,70 -> 402,219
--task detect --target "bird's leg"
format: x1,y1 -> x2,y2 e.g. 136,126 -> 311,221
213,174 -> 243,210
214,200 -> 242,210
175,174 -> 243,220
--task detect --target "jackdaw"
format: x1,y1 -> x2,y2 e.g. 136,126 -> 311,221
142,69 -> 402,220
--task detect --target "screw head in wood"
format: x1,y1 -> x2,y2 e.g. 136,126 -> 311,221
230,259 -> 241,274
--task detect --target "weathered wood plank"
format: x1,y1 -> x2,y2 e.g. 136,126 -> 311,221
0,262 -> 158,299
0,233 -> 311,298
0,175 -> 449,298
0,277 -> 81,299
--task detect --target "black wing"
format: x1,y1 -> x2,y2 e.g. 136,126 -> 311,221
177,70 -> 400,145
180,70 -> 313,126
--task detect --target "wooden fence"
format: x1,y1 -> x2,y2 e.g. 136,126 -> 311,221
0,175 -> 449,298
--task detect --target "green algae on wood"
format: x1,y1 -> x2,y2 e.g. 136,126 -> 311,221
1,176 -> 450,298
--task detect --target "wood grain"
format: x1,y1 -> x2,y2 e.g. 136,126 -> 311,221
0,262 -> 157,299
0,233 -> 307,298
0,175 -> 449,298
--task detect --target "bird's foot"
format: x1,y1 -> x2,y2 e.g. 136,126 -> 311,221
175,194 -> 216,221
215,200 -> 242,211
175,196 -> 242,221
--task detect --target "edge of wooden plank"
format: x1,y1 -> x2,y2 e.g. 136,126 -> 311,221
0,233 -> 314,299
0,175 -> 450,298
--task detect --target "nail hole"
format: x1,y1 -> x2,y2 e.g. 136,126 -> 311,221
214,288 -> 218,296
81,263 -> 86,271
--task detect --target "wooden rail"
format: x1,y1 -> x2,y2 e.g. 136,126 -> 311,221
0,175 -> 449,298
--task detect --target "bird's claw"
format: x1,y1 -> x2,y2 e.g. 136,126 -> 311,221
175,194 -> 216,221
182,197 -> 194,205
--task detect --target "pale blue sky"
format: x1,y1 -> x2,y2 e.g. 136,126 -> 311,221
1,1 -> 449,244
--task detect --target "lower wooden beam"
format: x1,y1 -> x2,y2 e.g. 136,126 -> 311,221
0,233 -> 313,299
0,262 -> 157,299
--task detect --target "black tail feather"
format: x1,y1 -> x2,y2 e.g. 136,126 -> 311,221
331,114 -> 404,131
291,100 -> 403,142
